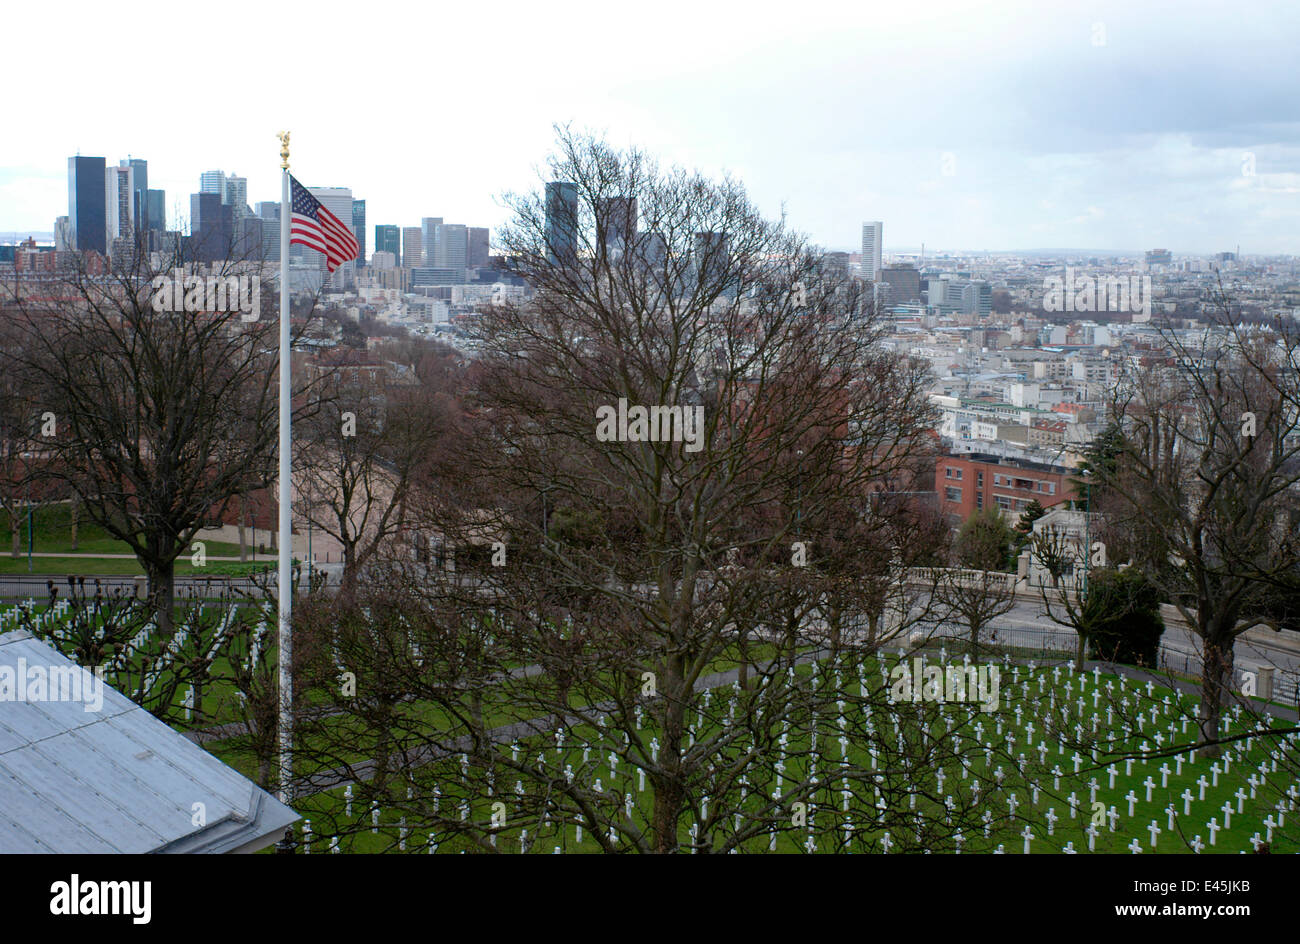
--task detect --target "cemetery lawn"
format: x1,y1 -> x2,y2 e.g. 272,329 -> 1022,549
7,595 -> 1294,855
251,656 -> 1300,854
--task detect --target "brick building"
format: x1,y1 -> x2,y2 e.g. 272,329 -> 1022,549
935,452 -> 1076,521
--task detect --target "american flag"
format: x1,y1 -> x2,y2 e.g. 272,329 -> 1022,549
289,174 -> 359,272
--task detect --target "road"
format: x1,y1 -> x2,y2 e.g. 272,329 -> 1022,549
925,596 -> 1300,694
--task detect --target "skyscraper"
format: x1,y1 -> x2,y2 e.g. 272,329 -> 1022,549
880,263 -> 921,305
200,170 -> 225,197
54,216 -> 72,251
375,224 -> 400,265
257,202 -> 280,262
421,217 -> 443,267
468,227 -> 490,267
105,163 -> 135,251
403,227 -> 423,267
127,159 -> 148,232
545,181 -> 578,265
223,174 -> 249,221
147,190 -> 166,232
352,200 -> 366,265
861,221 -> 883,281
190,192 -> 231,261
596,196 -> 636,256
437,223 -> 467,269
68,155 -> 107,253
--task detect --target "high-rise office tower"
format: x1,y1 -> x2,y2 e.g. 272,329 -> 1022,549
54,216 -> 72,251
68,155 -> 107,253
105,163 -> 135,249
236,217 -> 263,261
190,191 -> 231,261
861,221 -> 883,281
125,159 -> 148,232
352,200 -> 366,265
545,182 -> 578,264
147,190 -> 165,232
375,225 -> 401,265
421,217 -> 443,267
468,227 -> 489,267
200,170 -> 225,197
596,196 -> 636,255
256,201 -> 280,262
223,174 -> 248,220
402,227 -> 423,267
880,263 -> 921,305
437,223 -> 467,268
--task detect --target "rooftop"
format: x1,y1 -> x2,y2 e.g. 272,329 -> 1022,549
0,630 -> 298,853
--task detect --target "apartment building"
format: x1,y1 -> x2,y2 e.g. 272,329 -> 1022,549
935,452 -> 1076,520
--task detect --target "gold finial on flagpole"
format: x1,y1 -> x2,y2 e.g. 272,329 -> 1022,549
277,131 -> 291,170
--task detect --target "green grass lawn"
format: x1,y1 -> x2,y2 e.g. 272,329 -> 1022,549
255,657 -> 1300,854
0,556 -> 275,576
6,595 -> 1294,855
3,501 -> 241,558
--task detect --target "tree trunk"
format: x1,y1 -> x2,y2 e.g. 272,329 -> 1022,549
652,655 -> 687,853
70,495 -> 78,551
339,541 -> 360,604
1196,630 -> 1234,757
737,626 -> 749,691
145,557 -> 176,636
9,509 -> 18,558
238,496 -> 248,562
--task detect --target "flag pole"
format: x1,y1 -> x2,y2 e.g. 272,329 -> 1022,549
276,131 -> 293,804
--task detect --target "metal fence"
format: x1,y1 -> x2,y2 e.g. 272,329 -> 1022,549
0,574 -> 267,601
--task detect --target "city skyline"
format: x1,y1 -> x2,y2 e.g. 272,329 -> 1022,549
3,1 -> 1299,255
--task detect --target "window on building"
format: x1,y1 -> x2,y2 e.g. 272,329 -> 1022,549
995,495 -> 1011,510
945,486 -> 962,502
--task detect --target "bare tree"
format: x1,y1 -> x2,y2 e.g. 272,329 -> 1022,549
293,341 -> 466,601
287,128 -> 1007,855
1092,288 -> 1300,752
0,235 -> 314,634
936,509 -> 1017,656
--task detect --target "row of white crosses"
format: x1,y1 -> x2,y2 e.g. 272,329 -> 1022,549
323,646 -> 1296,854
2,598 -> 64,631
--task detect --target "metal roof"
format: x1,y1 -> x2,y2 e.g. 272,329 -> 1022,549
0,630 -> 298,853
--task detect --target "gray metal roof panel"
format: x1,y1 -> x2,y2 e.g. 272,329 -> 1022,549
0,630 -> 298,853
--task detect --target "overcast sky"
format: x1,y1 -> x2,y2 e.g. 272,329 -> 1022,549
3,0 -> 1298,254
